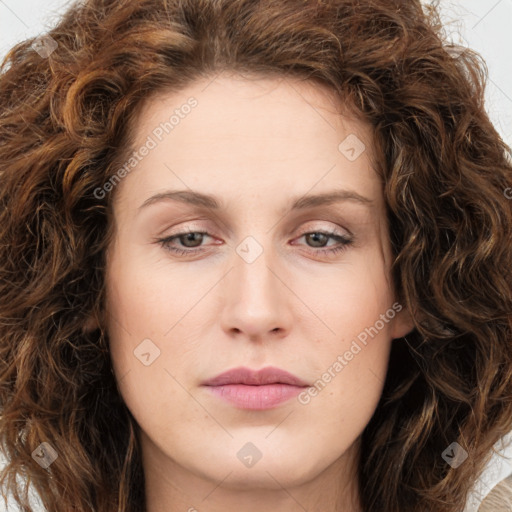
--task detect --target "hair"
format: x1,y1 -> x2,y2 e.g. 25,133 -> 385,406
0,0 -> 511,510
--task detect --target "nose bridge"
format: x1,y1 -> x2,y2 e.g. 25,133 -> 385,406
233,233 -> 281,304
220,231 -> 291,337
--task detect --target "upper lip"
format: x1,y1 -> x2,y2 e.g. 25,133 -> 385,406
202,366 -> 309,387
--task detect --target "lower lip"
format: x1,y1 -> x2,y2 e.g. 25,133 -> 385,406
204,384 -> 306,410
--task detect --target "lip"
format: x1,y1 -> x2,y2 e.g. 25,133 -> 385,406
201,366 -> 310,410
202,366 -> 309,387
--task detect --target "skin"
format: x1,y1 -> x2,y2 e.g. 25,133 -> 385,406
98,71 -> 415,512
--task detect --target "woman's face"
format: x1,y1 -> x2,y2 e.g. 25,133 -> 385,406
102,73 -> 414,508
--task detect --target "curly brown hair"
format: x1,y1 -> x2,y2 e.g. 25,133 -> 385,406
1,0 -> 511,511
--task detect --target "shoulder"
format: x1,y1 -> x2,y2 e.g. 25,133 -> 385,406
478,473 -> 512,511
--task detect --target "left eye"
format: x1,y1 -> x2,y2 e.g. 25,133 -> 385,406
156,229 -> 353,256
156,231 -> 213,256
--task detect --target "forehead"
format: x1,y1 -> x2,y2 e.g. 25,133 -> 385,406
133,72 -> 370,152
114,73 -> 381,213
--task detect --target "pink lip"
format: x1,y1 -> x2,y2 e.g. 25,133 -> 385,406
201,366 -> 309,410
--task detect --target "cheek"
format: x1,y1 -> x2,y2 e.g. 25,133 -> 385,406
305,248 -> 394,347
299,249 -> 394,408
103,248 -> 210,414
105,241 -> 217,334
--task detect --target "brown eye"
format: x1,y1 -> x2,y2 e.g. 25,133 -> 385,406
176,232 -> 204,248
304,232 -> 330,248
157,231 -> 212,255
293,230 -> 354,257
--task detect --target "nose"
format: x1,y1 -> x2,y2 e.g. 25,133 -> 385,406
219,240 -> 294,342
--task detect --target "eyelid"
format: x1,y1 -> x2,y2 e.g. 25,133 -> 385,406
295,222 -> 350,237
156,221 -> 355,260
162,220 -> 350,240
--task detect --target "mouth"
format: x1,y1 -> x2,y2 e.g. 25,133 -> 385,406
201,366 -> 310,410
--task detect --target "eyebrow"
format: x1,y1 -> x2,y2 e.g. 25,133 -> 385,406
138,188 -> 373,212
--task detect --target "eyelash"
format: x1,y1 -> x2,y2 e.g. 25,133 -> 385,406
156,228 -> 353,257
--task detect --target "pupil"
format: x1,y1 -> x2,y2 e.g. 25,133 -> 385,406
307,233 -> 327,247
182,233 -> 202,247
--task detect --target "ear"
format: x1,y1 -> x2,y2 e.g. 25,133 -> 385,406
390,303 -> 416,340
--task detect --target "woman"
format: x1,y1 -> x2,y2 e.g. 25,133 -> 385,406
0,0 -> 511,511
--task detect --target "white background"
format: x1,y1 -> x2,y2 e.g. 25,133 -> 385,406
1,0 -> 511,510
